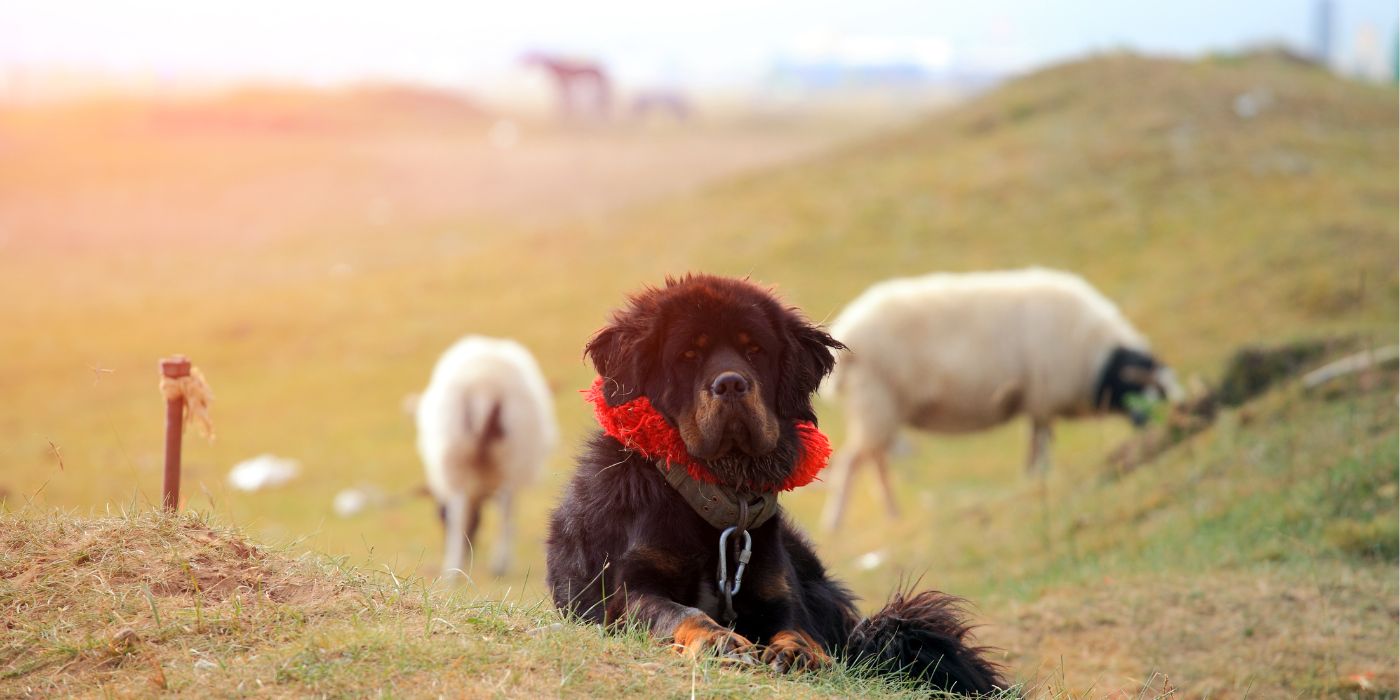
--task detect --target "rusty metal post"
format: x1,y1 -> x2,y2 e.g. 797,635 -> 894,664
160,355 -> 191,512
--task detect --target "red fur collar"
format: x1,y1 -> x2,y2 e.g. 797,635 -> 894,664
584,377 -> 830,492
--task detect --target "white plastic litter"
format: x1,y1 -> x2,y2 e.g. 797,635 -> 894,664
332,484 -> 391,518
856,550 -> 887,571
333,487 -> 371,517
1233,87 -> 1273,120
227,454 -> 300,492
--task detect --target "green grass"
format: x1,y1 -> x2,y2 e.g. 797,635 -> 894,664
0,51 -> 1396,696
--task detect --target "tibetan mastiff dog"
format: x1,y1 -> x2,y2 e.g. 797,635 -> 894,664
546,274 -> 1004,695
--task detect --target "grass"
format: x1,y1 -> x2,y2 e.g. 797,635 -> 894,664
0,508 -> 973,699
0,51 -> 1395,696
977,375 -> 1397,695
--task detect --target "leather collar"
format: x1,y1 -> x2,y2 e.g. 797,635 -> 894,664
656,460 -> 779,531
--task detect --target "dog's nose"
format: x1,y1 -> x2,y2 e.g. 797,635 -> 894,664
710,372 -> 749,398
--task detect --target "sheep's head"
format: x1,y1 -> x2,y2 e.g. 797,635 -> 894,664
1096,347 -> 1182,426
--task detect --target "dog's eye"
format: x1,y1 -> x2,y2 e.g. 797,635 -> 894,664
681,349 -> 698,361
746,345 -> 763,357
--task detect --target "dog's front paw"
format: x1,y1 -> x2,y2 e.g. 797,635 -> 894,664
672,614 -> 756,663
761,630 -> 830,673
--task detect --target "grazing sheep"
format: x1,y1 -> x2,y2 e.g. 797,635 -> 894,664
416,335 -> 557,578
820,268 -> 1181,531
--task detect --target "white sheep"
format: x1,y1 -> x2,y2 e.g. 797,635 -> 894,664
416,335 -> 557,578
820,268 -> 1180,531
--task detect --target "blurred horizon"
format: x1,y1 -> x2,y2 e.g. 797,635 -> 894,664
3,0 -> 1396,105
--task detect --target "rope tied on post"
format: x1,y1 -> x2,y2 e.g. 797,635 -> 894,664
159,355 -> 214,512
158,365 -> 216,440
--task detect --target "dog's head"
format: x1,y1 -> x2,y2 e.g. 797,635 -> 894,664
586,275 -> 843,484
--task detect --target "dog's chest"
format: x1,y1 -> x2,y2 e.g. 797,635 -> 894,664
694,577 -> 721,619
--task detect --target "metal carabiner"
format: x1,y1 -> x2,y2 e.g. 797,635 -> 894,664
717,525 -> 753,624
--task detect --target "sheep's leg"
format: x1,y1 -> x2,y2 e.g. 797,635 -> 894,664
820,448 -> 863,532
442,491 -> 470,580
1026,419 -> 1053,474
465,491 -> 485,546
871,449 -> 900,519
489,489 -> 515,577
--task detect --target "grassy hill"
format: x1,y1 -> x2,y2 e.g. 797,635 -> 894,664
1,52 -> 1395,696
2,510 -> 949,698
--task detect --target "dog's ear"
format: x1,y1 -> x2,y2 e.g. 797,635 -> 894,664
777,315 -> 844,423
585,317 -> 653,406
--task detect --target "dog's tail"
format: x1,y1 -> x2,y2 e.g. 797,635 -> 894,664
844,589 -> 1005,696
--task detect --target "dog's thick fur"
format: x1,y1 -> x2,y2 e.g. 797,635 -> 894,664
546,275 -> 1003,695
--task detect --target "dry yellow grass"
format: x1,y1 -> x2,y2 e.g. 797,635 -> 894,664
0,509 -> 957,699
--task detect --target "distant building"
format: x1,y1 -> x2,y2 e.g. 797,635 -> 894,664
1393,27 -> 1399,83
1313,0 -> 1334,64
768,60 -> 935,90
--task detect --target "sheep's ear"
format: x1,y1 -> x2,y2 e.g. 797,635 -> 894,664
777,317 -> 845,423
584,322 -> 650,406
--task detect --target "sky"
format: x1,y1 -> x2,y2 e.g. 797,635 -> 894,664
1,0 -> 1395,93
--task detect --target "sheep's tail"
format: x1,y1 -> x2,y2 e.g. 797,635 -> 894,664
463,393 -> 506,469
844,589 -> 1006,696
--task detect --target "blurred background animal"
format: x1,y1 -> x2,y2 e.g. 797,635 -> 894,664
416,335 -> 557,578
520,51 -> 613,122
820,267 -> 1182,530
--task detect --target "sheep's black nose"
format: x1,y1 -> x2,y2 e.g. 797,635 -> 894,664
710,372 -> 749,398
